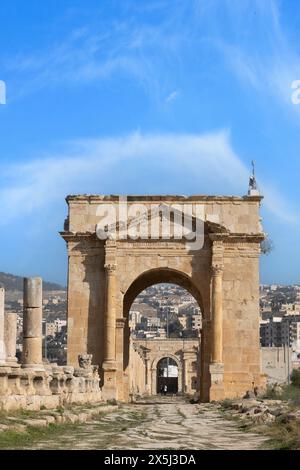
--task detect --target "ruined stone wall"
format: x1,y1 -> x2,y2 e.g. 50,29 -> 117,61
0,281 -> 102,412
0,363 -> 102,411
128,340 -> 147,397
261,347 -> 293,384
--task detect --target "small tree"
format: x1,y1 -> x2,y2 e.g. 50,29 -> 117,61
290,369 -> 300,388
260,237 -> 274,255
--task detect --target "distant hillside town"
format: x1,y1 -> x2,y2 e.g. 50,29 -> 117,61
2,272 -> 300,373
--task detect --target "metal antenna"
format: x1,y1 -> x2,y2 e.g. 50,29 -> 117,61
248,160 -> 258,193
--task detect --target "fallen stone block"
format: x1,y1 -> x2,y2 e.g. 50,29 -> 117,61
42,415 -> 56,425
63,413 -> 78,424
23,418 -> 48,428
0,424 -> 10,431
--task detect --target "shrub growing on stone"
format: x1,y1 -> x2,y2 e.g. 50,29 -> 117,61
290,369 -> 300,388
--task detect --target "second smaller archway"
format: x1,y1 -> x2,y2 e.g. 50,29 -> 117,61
157,357 -> 179,394
151,354 -> 182,395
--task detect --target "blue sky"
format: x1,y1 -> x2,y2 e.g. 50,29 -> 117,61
0,0 -> 300,285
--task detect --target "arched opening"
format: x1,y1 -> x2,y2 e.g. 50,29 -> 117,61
156,357 -> 179,394
122,268 -> 204,399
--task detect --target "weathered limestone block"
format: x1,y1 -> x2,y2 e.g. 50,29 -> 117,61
22,277 -> 44,370
0,367 -> 10,396
78,354 -> 93,369
4,312 -> 18,366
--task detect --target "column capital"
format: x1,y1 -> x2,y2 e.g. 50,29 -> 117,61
104,263 -> 116,273
211,265 -> 223,277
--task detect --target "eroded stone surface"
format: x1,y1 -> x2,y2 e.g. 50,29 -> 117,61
24,399 -> 267,450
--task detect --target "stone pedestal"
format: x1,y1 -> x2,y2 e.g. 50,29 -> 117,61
4,312 -> 19,367
209,363 -> 224,401
22,277 -> 44,371
0,288 -> 6,366
101,362 -> 117,400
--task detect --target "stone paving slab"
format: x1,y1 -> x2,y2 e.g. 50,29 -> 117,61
22,399 -> 268,450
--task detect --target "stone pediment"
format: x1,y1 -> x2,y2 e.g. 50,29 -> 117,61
103,203 -> 229,241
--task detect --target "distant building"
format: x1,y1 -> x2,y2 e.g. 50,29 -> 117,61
44,319 -> 67,337
260,316 -> 300,348
141,316 -> 161,328
177,315 -> 188,329
191,314 -> 202,331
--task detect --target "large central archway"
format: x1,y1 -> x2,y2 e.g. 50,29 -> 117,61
122,267 -> 205,399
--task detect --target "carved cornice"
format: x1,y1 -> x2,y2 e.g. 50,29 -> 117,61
65,194 -> 263,203
226,233 -> 265,243
210,232 -> 265,243
60,231 -> 97,242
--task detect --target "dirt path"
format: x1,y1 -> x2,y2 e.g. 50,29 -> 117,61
24,397 -> 267,450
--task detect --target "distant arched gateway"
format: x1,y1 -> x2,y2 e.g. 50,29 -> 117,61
61,194 -> 266,402
156,357 -> 179,394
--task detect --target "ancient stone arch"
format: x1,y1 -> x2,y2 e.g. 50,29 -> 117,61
61,194 -> 266,402
151,354 -> 182,395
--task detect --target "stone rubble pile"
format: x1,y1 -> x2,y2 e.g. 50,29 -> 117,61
224,398 -> 300,425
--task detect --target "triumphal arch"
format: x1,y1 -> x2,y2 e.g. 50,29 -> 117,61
61,194 -> 266,402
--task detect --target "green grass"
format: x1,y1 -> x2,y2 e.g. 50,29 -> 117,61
259,420 -> 300,450
263,383 -> 300,402
220,398 -> 235,409
0,422 -> 79,449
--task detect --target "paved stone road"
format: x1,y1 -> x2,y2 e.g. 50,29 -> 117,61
25,397 -> 267,450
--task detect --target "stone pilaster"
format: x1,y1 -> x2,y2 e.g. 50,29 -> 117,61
102,255 -> 117,400
0,288 -> 6,365
4,312 -> 18,367
182,356 -> 188,393
211,266 -> 223,364
115,317 -> 125,401
209,236 -> 225,400
22,277 -> 44,371
145,357 -> 151,395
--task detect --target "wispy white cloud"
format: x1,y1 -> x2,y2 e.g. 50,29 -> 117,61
165,90 -> 180,103
3,8 -> 188,103
0,130 -> 297,226
4,0 -> 298,112
204,0 -> 300,110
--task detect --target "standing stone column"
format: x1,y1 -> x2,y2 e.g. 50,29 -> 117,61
145,357 -> 151,395
211,266 -> 223,363
115,317 -> 125,401
102,264 -> 117,399
0,288 -> 6,365
103,264 -> 117,366
4,312 -> 18,366
209,264 -> 225,401
22,277 -> 44,370
182,356 -> 188,393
